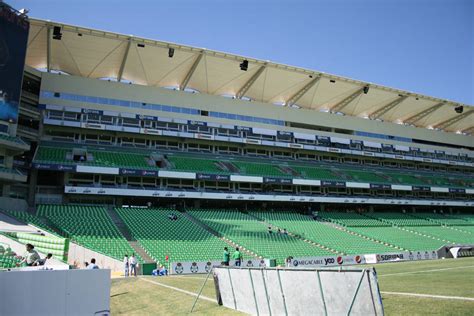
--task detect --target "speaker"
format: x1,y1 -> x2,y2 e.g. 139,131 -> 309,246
239,60 -> 248,71
455,106 -> 463,114
168,48 -> 174,58
52,26 -> 62,40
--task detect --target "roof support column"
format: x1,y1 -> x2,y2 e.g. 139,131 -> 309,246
180,53 -> 203,91
286,75 -> 321,107
403,102 -> 445,125
433,109 -> 474,130
369,95 -> 408,120
117,37 -> 132,82
46,25 -> 51,73
330,87 -> 366,113
236,65 -> 265,99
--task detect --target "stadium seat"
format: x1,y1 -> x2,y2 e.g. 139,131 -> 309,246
167,156 -> 227,173
115,208 -> 232,263
187,209 -> 334,264
252,211 -> 396,255
35,147 -> 156,170
37,205 -> 140,261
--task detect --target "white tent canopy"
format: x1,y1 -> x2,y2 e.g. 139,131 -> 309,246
25,19 -> 473,134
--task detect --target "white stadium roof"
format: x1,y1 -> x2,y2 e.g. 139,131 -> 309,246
25,18 -> 473,135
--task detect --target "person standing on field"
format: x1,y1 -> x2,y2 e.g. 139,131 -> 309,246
123,254 -> 129,277
130,254 -> 138,276
232,247 -> 243,267
223,247 -> 230,266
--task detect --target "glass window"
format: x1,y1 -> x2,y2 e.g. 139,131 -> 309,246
162,105 -> 172,112
87,96 -> 98,103
152,104 -> 162,111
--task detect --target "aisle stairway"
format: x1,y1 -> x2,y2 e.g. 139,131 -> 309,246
105,206 -> 154,263
182,211 -> 260,259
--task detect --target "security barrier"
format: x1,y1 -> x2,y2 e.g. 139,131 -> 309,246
213,266 -> 384,316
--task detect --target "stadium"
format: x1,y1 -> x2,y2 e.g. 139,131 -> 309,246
0,1 -> 473,315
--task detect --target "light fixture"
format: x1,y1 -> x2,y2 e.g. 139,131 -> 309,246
239,60 -> 248,71
455,105 -> 463,114
52,26 -> 62,40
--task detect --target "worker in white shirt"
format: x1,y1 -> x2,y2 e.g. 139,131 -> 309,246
87,258 -> 99,269
123,254 -> 129,277
17,244 -> 40,267
129,253 -> 138,277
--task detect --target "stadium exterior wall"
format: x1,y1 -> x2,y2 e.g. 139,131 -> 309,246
39,73 -> 474,151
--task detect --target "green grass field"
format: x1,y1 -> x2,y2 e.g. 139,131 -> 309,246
111,257 -> 474,315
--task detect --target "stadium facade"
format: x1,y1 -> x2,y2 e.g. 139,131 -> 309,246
1,18 -> 472,210
0,7 -> 473,272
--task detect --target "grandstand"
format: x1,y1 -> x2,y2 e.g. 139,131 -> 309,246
187,209 -> 334,264
0,10 -> 473,280
115,207 -> 233,263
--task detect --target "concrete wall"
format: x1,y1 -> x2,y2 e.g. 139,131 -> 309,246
39,72 -> 474,151
0,197 -> 28,212
0,269 -> 110,316
67,241 -> 123,272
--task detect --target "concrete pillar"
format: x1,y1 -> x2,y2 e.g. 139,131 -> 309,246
27,168 -> 38,206
8,122 -> 17,137
2,184 -> 11,198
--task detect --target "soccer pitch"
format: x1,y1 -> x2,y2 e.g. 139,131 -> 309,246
110,257 -> 474,315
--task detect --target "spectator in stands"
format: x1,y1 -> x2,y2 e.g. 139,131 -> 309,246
222,247 -> 230,266
283,229 -> 288,235
285,256 -> 293,267
123,254 -> 129,277
130,254 -> 138,277
232,247 -> 243,266
36,253 -> 53,266
87,258 -> 99,269
84,261 -> 89,268
268,226 -> 273,234
17,243 -> 40,267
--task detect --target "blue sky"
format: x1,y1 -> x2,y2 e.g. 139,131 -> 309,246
11,0 -> 474,105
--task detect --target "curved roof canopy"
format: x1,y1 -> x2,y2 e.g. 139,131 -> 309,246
25,18 -> 473,134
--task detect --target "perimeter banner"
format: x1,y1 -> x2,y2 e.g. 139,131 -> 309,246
0,3 -> 30,123
290,254 -> 366,267
171,259 -> 267,274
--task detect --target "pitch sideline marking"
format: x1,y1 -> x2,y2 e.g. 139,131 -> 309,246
140,276 -> 474,303
381,291 -> 474,301
379,265 -> 474,277
140,277 -> 215,302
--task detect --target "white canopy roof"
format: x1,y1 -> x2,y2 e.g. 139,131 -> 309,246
25,18 -> 473,134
